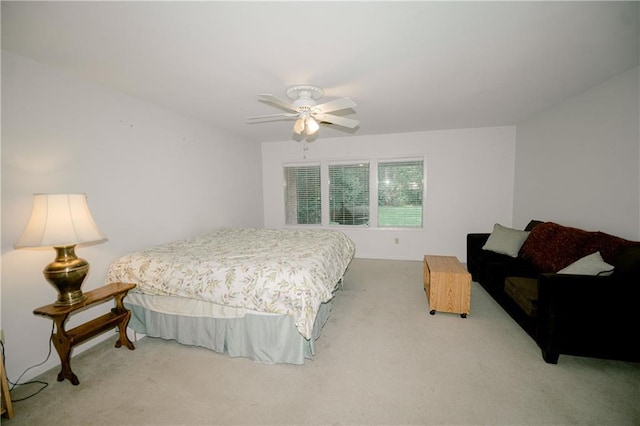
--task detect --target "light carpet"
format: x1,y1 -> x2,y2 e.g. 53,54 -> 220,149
6,259 -> 640,425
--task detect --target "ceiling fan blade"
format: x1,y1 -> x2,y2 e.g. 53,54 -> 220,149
247,113 -> 298,121
313,97 -> 357,114
313,113 -> 359,129
257,94 -> 298,112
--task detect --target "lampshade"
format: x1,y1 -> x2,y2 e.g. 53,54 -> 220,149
293,117 -> 305,135
15,193 -> 107,249
305,117 -> 320,135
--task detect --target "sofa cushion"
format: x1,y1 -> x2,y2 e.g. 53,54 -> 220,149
520,222 -> 593,272
611,246 -> 640,278
504,276 -> 538,317
482,223 -> 530,258
558,252 -> 614,276
524,220 -> 545,231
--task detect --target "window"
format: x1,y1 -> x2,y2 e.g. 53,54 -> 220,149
329,163 -> 370,226
283,165 -> 321,225
283,157 -> 425,228
377,160 -> 424,227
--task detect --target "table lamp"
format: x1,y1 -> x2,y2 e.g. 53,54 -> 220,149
14,193 -> 107,306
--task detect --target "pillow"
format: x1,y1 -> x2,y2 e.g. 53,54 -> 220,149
482,223 -> 530,258
558,251 -> 614,276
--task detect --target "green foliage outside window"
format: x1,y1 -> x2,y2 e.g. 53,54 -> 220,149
329,163 -> 370,226
284,166 -> 321,225
284,158 -> 424,228
378,160 -> 423,227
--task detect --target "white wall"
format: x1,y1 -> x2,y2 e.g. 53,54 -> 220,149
262,127 -> 516,261
513,67 -> 640,239
1,51 -> 264,381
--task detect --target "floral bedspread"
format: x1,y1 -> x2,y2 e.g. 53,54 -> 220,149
105,228 -> 355,339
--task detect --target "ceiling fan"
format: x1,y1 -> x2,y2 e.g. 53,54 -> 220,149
247,85 -> 359,137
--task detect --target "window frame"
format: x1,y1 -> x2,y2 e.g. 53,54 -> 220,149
328,161 -> 371,227
283,156 -> 426,230
376,158 -> 425,229
282,162 -> 322,226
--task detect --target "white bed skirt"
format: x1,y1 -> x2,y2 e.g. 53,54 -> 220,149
125,298 -> 333,365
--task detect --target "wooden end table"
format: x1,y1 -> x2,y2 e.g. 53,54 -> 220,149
423,255 -> 471,318
1,358 -> 14,419
33,282 -> 136,385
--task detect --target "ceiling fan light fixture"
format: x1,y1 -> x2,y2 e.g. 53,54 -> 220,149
305,117 -> 320,135
293,117 -> 305,134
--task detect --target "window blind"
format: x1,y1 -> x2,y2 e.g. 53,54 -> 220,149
283,165 -> 321,225
329,163 -> 370,226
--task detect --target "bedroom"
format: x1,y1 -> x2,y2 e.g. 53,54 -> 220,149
1,1 -> 639,421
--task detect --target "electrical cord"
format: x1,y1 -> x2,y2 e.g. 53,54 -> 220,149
0,322 -> 53,402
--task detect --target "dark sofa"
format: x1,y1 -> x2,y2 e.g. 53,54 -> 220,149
467,220 -> 640,364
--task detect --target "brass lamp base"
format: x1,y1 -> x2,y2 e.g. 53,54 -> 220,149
43,245 -> 89,306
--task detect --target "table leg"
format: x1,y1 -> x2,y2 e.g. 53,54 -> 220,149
114,310 -> 135,350
50,316 -> 80,385
113,292 -> 135,350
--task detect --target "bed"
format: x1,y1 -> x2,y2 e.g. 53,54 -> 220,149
105,227 -> 355,364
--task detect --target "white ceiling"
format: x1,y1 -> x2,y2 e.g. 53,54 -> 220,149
2,1 -> 638,143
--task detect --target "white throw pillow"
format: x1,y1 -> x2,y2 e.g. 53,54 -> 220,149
482,223 -> 530,258
558,251 -> 614,276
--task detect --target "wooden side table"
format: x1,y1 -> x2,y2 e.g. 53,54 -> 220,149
423,255 -> 471,318
33,282 -> 136,385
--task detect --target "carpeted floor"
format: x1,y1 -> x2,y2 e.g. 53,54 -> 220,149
6,259 -> 640,425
